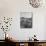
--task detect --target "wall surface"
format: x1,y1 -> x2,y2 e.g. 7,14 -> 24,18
0,0 -> 46,40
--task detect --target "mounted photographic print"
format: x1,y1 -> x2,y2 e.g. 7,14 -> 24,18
20,12 -> 33,28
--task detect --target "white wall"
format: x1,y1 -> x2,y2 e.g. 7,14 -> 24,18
0,0 -> 46,40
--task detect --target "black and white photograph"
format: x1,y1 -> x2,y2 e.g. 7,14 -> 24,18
20,12 -> 33,28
